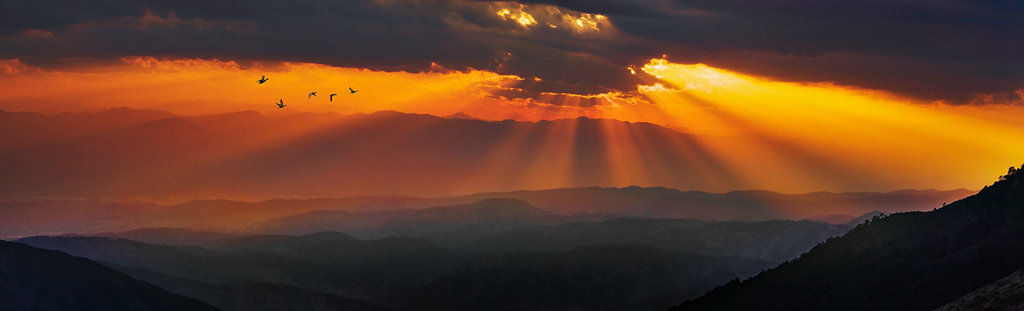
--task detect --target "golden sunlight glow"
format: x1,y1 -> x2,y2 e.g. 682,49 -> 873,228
497,7 -> 537,27
0,57 -> 523,117
489,2 -> 610,34
637,83 -> 680,94
634,59 -> 1024,192
561,13 -> 605,33
2,57 -> 1022,194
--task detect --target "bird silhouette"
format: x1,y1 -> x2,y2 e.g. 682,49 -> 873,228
308,92 -> 317,99
276,99 -> 286,108
349,87 -> 358,94
330,93 -> 337,101
257,75 -> 269,84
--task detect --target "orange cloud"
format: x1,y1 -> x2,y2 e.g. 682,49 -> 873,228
633,59 -> 1024,192
0,57 -> 528,117
2,57 -> 1021,194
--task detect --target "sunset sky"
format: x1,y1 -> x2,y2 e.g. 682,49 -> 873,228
1,0 -> 1023,195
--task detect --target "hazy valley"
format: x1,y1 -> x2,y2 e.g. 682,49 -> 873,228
3,108 -> 1021,311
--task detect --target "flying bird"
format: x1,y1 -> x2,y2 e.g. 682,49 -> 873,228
349,87 -> 358,94
330,93 -> 337,101
276,99 -> 286,108
308,92 -> 317,99
257,75 -> 269,84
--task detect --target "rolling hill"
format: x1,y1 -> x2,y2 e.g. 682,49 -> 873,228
110,264 -> 389,311
15,236 -> 388,299
463,218 -> 849,262
935,269 -> 1024,311
17,230 -> 777,310
380,245 -> 773,311
670,167 -> 1024,311
1,187 -> 970,240
0,240 -> 220,311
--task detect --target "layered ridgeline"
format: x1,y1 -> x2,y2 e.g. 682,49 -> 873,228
671,167 -> 1024,311
0,240 -> 219,311
109,263 -> 390,311
0,187 -> 971,239
24,199 -> 858,265
18,232 -> 769,311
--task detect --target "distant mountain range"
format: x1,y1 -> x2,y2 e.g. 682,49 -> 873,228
442,186 -> 973,220
11,169 -> 1015,311
0,240 -> 219,311
0,186 -> 971,239
18,232 -> 772,310
463,218 -> 852,262
250,198 -> 615,247
7,209 -> 864,310
16,235 -> 392,300
670,167 -> 1024,311
109,263 -> 390,311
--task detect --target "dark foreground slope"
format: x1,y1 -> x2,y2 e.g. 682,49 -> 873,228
17,231 -> 774,311
16,235 -> 410,300
672,170 -> 1024,311
111,264 -> 390,311
935,269 -> 1024,311
0,240 -> 219,311
383,245 -> 772,311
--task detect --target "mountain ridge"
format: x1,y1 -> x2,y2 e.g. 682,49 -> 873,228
0,240 -> 221,311
670,169 -> 1024,311
1,187 -> 972,239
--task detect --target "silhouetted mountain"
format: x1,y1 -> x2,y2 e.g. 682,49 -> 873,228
1,186 -> 972,239
256,198 -> 550,231
0,196 -> 440,238
14,231 -> 786,310
935,269 -> 1024,311
0,115 -> 222,199
466,218 -> 848,262
446,112 -> 480,120
381,245 -> 774,311
252,198 -> 610,247
455,186 -> 776,220
0,107 -> 174,153
219,232 -> 460,287
0,240 -> 219,311
110,264 -> 390,311
0,200 -> 164,239
16,236 -> 389,299
220,232 -> 432,264
450,187 -> 974,220
671,170 -> 1024,311
92,227 -> 238,247
844,210 -> 887,226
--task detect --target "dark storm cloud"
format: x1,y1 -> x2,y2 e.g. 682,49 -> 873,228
2,1 -> 500,71
517,0 -> 1024,102
0,0 -> 651,101
0,0 -> 144,35
1,0 -> 1022,103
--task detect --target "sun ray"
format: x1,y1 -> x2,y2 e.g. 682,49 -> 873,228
637,59 -> 1024,191
3,56 -> 1023,194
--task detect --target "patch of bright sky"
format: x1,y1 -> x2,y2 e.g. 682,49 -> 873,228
2,56 -> 1022,192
